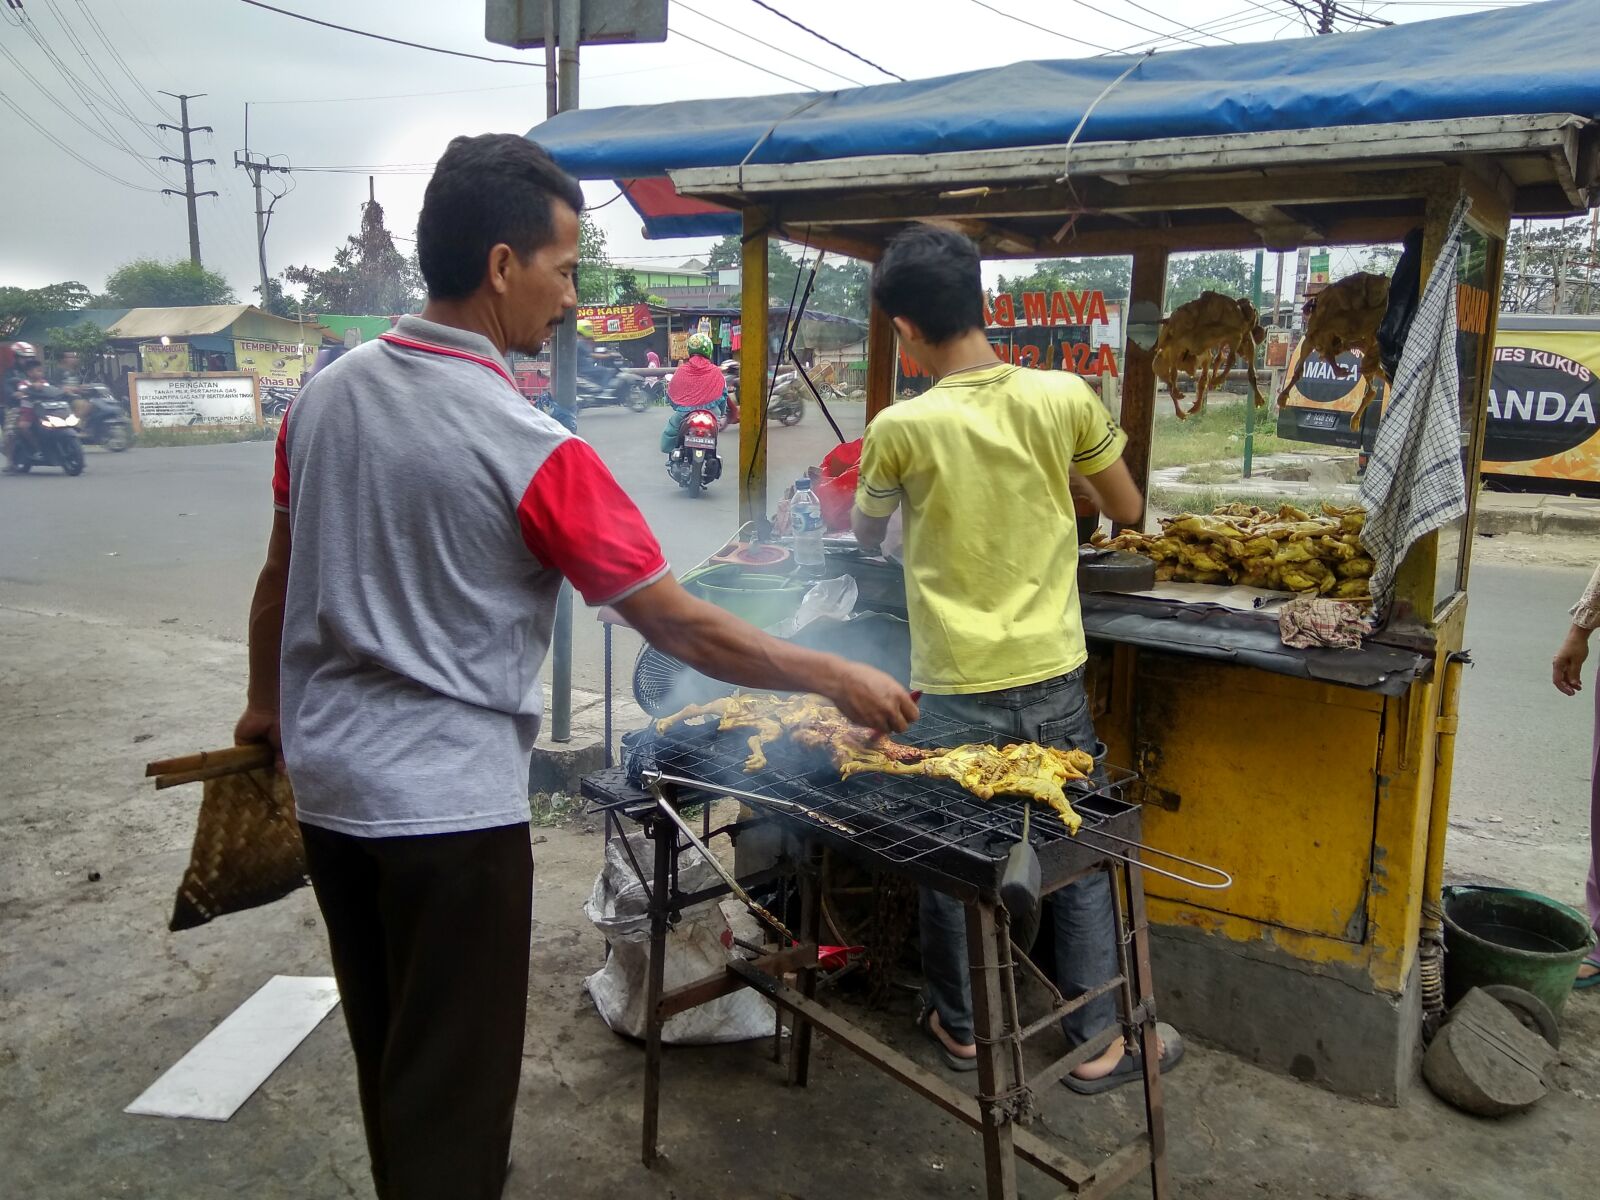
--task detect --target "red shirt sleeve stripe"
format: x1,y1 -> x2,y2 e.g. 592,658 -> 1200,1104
517,439 -> 668,606
271,406 -> 290,511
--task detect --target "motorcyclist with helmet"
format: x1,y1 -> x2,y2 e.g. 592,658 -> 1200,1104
3,342 -> 43,471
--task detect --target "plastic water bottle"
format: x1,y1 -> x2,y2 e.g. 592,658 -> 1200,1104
791,478 -> 825,573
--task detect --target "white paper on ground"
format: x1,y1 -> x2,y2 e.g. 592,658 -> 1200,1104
1130,581 -> 1290,614
125,975 -> 340,1121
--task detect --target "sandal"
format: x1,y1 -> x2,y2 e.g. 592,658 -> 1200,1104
917,1006 -> 978,1073
1575,959 -> 1600,991
1061,1022 -> 1185,1095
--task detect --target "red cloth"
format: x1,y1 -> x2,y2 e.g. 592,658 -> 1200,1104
666,355 -> 725,409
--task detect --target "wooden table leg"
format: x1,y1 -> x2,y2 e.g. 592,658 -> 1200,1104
787,848 -> 823,1087
641,816 -> 674,1166
966,897 -> 1019,1199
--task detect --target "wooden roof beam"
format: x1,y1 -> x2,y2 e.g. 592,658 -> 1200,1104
1231,202 -> 1325,250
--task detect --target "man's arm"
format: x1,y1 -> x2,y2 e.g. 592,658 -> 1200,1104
851,507 -> 891,552
1073,459 -> 1144,527
615,576 -> 918,733
235,510 -> 290,763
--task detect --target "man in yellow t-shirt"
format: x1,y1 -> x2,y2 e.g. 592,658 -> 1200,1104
852,226 -> 1181,1093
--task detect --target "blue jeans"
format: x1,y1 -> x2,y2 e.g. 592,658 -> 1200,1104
918,668 -> 1117,1048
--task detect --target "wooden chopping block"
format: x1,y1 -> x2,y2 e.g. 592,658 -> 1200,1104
1422,987 -> 1558,1117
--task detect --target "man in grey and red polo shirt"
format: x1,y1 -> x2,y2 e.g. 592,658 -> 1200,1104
237,134 -> 915,1200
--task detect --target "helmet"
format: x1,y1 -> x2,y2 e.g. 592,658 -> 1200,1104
10,341 -> 38,365
686,332 -> 714,359
575,318 -> 596,339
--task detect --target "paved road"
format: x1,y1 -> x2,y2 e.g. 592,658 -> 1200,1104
1,414 -> 1592,903
0,401 -> 864,695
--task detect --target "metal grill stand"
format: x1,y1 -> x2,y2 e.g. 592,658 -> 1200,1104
582,763 -> 1182,1199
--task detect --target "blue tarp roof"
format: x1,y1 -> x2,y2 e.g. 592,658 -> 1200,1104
530,0 -> 1600,236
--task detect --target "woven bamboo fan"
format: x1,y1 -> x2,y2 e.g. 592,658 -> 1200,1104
147,746 -> 309,932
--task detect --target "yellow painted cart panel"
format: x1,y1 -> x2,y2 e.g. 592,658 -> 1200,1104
1130,657 -> 1383,942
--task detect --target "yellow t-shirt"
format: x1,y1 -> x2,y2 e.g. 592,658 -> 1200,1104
855,364 -> 1127,695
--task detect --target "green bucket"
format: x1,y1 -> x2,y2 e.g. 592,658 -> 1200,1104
684,563 -> 808,630
1442,885 -> 1597,1019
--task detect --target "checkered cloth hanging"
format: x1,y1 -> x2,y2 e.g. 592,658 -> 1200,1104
1359,196 -> 1472,612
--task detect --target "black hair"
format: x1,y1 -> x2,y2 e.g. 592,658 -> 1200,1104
870,226 -> 985,344
416,134 -> 585,300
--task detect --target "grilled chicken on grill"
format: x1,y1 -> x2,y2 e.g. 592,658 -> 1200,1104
838,741 -> 1094,833
653,694 -> 1093,830
655,693 -> 927,771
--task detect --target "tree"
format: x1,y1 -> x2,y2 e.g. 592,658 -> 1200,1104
0,280 -> 92,336
996,258 -> 1132,307
41,321 -> 111,381
284,199 -> 421,315
706,234 -> 740,272
1501,219 -> 1595,314
577,211 -> 613,304
99,258 -> 235,308
612,268 -> 646,306
1360,245 -> 1402,275
1165,251 -> 1252,310
255,276 -> 295,318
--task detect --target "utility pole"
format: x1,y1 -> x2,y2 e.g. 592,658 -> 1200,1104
548,0 -> 582,745
1315,1 -> 1335,33
1585,207 -> 1597,315
234,105 -> 294,309
156,92 -> 217,267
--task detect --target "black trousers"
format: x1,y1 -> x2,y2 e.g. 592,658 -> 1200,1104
300,821 -> 533,1200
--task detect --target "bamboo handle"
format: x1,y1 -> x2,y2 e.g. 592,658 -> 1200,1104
145,744 -> 274,779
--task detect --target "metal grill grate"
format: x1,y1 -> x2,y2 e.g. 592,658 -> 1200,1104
648,710 -> 1139,887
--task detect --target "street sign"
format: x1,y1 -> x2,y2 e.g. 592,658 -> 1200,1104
485,0 -> 667,48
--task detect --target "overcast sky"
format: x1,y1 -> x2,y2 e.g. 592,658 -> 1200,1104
0,0 -> 1536,302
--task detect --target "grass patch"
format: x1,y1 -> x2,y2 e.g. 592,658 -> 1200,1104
1149,484 -> 1349,518
1178,462 -> 1240,485
529,791 -> 586,827
1150,397 -> 1287,471
135,425 -> 277,448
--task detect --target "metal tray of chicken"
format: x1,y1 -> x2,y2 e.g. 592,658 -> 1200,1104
647,710 -> 1144,896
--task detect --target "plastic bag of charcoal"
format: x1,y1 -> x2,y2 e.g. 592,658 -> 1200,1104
582,830 -> 776,1044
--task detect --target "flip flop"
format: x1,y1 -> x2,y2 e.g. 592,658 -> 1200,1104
1061,1022 -> 1185,1095
1575,959 -> 1600,991
917,1006 -> 978,1073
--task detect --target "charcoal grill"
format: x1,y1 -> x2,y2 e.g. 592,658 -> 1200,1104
581,710 -> 1231,1200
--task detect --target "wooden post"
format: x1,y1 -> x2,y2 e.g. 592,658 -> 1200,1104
865,300 -> 896,424
740,207 -> 770,527
1119,248 -> 1170,509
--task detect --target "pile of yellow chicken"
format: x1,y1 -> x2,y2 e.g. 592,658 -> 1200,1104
1094,502 -> 1374,599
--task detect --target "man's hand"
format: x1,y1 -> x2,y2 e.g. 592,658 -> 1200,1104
234,705 -> 284,770
1553,625 -> 1590,696
825,661 -> 920,733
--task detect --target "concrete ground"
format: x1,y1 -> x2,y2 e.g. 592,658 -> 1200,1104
2,429 -> 1598,1198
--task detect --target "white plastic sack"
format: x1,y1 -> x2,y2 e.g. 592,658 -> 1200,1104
772,574 -> 858,637
582,833 -> 775,1045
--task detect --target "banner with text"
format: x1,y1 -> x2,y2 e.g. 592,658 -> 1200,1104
577,303 -> 654,342
139,342 -> 189,374
131,373 -> 261,430
234,339 -> 310,387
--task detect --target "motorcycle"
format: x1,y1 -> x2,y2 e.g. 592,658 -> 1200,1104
76,385 -> 134,451
719,362 -> 805,426
665,407 -> 722,497
261,386 -> 297,420
576,364 -> 650,412
9,385 -> 85,475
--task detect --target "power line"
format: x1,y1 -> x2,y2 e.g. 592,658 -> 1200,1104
244,63 -> 678,106
157,92 -> 219,267
10,5 -> 173,183
669,25 -> 820,91
1114,0 -> 1234,45
234,0 -> 540,67
744,0 -> 904,81
965,0 -> 1118,53
72,0 -> 174,120
0,85 -> 161,191
676,0 -> 864,87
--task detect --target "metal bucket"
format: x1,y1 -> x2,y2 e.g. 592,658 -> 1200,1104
1442,885 -> 1597,1019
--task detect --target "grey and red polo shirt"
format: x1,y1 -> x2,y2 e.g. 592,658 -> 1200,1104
273,315 -> 667,837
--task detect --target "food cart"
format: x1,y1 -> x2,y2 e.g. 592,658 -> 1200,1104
534,0 -> 1598,1109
